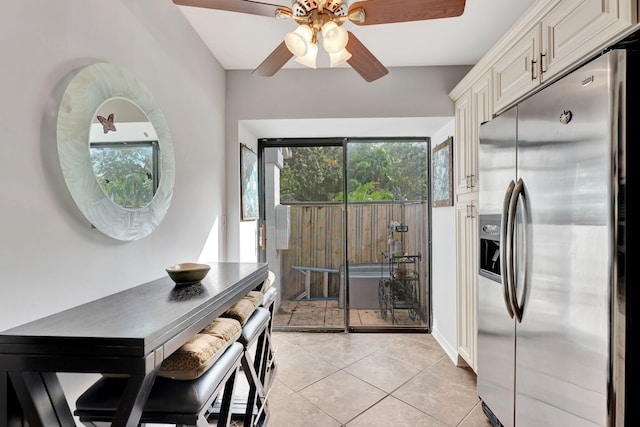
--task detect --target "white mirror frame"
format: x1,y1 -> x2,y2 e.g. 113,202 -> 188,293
57,63 -> 175,241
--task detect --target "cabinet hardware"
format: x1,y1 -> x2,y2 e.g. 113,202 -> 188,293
540,52 -> 547,74
467,203 -> 476,219
260,223 -> 267,250
531,58 -> 538,80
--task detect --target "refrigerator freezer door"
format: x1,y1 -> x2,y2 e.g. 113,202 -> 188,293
478,108 -> 518,218
515,52 -> 613,426
477,108 -> 517,427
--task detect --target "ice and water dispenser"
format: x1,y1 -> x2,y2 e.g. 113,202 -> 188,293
479,214 -> 501,282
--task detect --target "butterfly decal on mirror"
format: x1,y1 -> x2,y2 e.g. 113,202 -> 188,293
97,113 -> 116,133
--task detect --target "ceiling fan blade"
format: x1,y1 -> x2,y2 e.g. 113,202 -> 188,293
252,41 -> 294,77
173,0 -> 291,18
345,31 -> 388,82
348,0 -> 466,25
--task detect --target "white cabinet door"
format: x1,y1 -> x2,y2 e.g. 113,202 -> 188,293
473,71 -> 493,128
456,198 -> 478,371
454,71 -> 493,197
471,71 -> 493,189
454,90 -> 473,195
541,0 -> 634,82
493,25 -> 541,113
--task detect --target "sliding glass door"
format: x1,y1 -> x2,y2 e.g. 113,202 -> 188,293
261,141 -> 345,330
345,139 -> 430,330
260,138 -> 430,332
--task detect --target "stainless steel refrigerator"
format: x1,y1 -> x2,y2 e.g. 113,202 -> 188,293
477,47 -> 636,427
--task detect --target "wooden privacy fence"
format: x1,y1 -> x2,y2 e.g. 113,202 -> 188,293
280,202 -> 429,306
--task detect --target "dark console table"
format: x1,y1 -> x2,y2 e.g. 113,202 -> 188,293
0,261 -> 268,427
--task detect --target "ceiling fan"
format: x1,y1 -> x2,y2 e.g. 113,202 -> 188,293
173,0 -> 467,82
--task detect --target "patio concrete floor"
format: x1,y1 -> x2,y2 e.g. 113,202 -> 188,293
273,299 -> 427,329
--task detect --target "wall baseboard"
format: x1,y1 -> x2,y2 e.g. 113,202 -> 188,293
430,326 -> 458,365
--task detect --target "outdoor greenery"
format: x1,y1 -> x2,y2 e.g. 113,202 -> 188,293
280,142 -> 428,202
89,143 -> 157,209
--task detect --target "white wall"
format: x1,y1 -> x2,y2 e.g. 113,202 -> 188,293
237,124 -> 261,261
428,120 -> 459,362
1,0 -> 226,411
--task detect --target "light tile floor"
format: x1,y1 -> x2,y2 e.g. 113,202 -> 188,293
218,331 -> 491,427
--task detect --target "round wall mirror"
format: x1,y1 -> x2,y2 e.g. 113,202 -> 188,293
57,63 -> 175,241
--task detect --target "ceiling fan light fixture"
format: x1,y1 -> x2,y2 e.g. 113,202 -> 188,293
329,48 -> 351,67
188,0 -> 468,82
285,24 -> 313,57
321,21 -> 348,53
294,41 -> 318,69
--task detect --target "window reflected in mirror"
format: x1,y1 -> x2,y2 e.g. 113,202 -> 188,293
89,97 -> 160,210
89,140 -> 159,209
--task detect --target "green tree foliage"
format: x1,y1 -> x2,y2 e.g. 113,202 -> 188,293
90,144 -> 156,208
280,141 -> 428,203
280,146 -> 343,202
385,142 -> 428,201
333,181 -> 393,202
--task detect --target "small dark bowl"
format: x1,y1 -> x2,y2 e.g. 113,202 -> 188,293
166,263 -> 211,285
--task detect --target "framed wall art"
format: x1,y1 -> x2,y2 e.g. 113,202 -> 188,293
431,137 -> 454,207
240,143 -> 259,220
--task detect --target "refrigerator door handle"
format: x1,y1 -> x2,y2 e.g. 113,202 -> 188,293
500,179 -> 516,319
507,178 -> 526,323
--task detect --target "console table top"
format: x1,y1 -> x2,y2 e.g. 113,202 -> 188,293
0,261 -> 268,371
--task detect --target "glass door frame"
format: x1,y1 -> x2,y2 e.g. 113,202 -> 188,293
258,137 -> 432,333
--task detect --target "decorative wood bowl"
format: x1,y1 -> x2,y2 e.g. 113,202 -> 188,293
166,263 -> 211,285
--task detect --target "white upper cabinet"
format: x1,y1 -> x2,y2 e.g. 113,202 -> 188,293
454,90 -> 473,195
494,0 -> 635,113
493,25 -> 541,113
454,71 -> 493,196
541,0 -> 634,80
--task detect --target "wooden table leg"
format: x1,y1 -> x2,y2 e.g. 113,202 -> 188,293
1,372 -> 8,427
8,372 -> 74,427
7,369 -> 160,427
111,367 -> 159,427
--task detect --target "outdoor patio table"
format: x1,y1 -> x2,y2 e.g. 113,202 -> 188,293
291,265 -> 339,299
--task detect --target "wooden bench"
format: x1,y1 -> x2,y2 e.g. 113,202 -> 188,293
75,342 -> 243,427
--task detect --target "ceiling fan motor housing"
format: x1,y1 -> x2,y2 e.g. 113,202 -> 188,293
292,0 -> 348,18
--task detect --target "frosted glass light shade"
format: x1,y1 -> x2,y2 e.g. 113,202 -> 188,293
285,25 -> 313,57
321,21 -> 348,53
329,48 -> 352,67
295,41 -> 318,68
